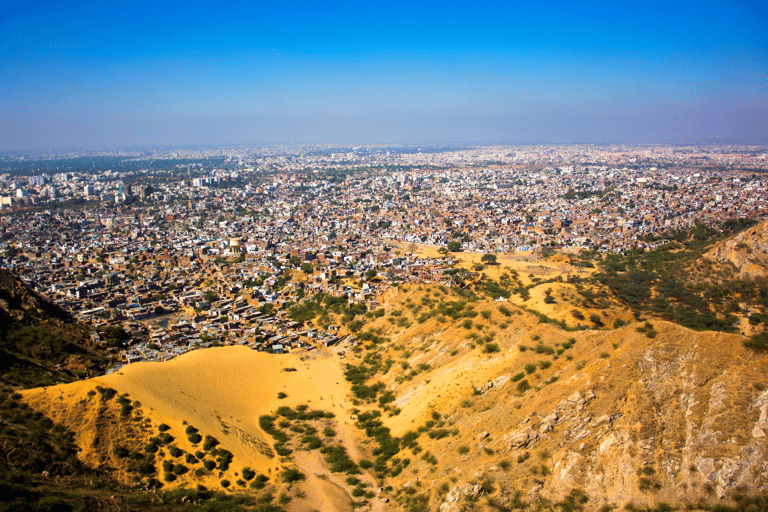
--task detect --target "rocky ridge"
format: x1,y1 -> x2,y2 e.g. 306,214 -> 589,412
705,219 -> 768,278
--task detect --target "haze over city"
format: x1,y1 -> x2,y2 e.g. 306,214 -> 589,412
2,0 -> 767,151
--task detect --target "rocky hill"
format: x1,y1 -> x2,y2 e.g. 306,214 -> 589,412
11,240 -> 768,512
705,219 -> 768,278
0,268 -> 103,388
327,284 -> 768,512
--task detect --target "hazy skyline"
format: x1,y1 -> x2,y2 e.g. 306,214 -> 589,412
1,0 -> 767,151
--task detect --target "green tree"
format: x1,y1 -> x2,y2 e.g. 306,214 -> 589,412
481,253 -> 497,265
447,241 -> 462,252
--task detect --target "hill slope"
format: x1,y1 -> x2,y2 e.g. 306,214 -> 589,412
706,219 -> 768,278
331,284 -> 768,511
12,243 -> 768,512
0,268 -> 103,387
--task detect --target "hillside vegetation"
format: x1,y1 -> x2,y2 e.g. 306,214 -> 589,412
7,220 -> 768,511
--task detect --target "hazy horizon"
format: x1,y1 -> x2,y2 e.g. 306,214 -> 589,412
2,0 -> 766,151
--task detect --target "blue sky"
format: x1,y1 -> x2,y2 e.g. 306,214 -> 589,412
1,0 -> 766,150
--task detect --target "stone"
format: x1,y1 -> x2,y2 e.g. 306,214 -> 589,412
477,431 -> 490,440
590,415 -> 612,428
504,430 -> 529,450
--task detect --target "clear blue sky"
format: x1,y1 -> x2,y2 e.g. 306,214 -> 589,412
1,0 -> 766,150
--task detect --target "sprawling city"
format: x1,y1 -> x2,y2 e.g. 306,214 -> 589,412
2,144 -> 766,371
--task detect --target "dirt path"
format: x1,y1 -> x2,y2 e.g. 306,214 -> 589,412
291,451 -> 351,512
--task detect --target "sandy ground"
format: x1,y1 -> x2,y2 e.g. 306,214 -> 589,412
25,346 -> 361,490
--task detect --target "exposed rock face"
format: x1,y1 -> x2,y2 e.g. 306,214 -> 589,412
534,330 -> 768,507
476,374 -> 510,394
705,219 -> 768,278
438,484 -> 483,512
420,323 -> 768,511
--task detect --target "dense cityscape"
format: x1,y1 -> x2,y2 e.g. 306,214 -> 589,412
2,143 -> 767,370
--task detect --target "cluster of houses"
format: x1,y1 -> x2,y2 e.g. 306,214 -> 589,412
1,143 -> 765,368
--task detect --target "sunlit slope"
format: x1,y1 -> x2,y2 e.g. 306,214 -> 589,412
23,346 -> 355,490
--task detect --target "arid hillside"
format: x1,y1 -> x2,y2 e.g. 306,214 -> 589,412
705,219 -> 768,278
0,268 -> 104,387
13,229 -> 768,512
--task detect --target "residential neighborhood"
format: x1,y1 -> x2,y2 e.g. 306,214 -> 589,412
1,143 -> 766,369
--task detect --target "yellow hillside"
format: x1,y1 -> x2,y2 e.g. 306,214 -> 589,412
22,346 -> 357,497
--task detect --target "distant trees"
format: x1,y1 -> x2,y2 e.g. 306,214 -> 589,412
446,241 -> 462,252
481,253 -> 497,265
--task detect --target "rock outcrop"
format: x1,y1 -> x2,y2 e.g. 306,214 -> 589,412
705,219 -> 768,278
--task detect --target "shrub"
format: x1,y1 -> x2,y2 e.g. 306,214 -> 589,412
511,372 -> 525,382
282,468 -> 306,483
483,343 -> 501,353
112,445 -> 130,458
745,333 -> 768,352
457,445 -> 470,454
144,439 -> 160,453
517,380 -> 531,393
203,435 -> 219,451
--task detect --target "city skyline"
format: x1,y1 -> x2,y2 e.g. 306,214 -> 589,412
1,0 -> 767,150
